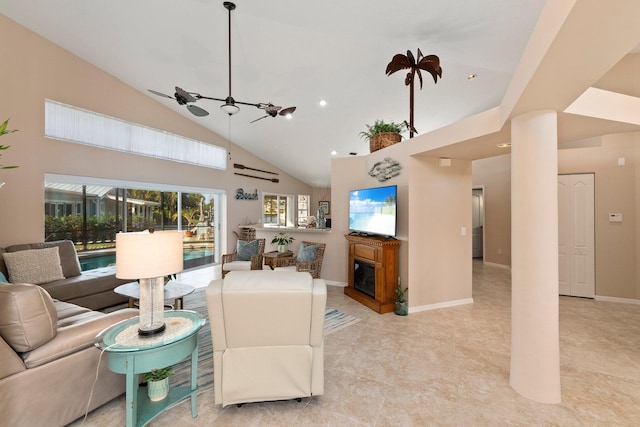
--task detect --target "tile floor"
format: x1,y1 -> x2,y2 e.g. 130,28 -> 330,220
71,261 -> 640,426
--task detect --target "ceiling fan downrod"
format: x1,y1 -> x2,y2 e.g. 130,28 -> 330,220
148,1 -> 296,122
221,2 -> 239,115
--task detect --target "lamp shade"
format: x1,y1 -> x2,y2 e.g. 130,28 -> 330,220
116,230 -> 183,279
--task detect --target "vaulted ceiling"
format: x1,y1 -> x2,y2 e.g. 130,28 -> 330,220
1,0 -> 639,187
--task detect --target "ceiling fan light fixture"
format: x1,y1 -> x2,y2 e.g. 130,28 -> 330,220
221,97 -> 240,115
221,102 -> 240,115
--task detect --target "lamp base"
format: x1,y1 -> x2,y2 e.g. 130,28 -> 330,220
138,322 -> 166,336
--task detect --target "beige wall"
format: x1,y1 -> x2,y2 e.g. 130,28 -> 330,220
558,133 -> 639,299
472,154 -> 512,267
329,142 -> 409,284
0,15 -> 311,254
328,139 -> 474,307
408,156 -> 472,307
473,133 -> 640,300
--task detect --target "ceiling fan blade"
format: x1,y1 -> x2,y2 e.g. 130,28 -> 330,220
151,4 -> 294,124
175,87 -> 197,103
187,105 -> 210,117
148,89 -> 174,99
279,106 -> 296,116
257,103 -> 280,112
250,115 -> 269,123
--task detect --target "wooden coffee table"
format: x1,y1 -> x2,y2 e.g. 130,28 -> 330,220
114,281 -> 195,310
263,250 -> 295,270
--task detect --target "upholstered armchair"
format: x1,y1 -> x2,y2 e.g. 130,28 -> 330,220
275,241 -> 326,279
221,238 -> 265,278
206,270 -> 327,407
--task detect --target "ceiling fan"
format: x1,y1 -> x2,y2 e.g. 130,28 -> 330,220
148,1 -> 296,122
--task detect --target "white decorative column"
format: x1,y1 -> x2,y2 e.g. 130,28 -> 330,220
510,110 -> 561,403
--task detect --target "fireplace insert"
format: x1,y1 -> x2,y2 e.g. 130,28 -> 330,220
353,260 -> 375,298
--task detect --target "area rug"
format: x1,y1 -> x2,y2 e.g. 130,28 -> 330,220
323,308 -> 361,335
170,287 -> 361,391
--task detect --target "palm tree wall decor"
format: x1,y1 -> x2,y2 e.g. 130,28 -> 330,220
385,49 -> 442,138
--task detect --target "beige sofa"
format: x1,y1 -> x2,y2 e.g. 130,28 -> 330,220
0,283 -> 137,427
206,270 -> 326,407
0,240 -> 129,310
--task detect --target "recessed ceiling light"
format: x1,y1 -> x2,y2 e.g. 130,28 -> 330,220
497,143 -> 511,148
319,99 -> 327,107
285,113 -> 293,119
331,150 -> 337,155
467,74 -> 477,81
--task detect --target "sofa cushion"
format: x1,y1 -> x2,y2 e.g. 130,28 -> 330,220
0,247 -> 7,279
5,240 -> 82,278
38,266 -> 128,302
237,239 -> 258,261
0,283 -> 58,353
3,247 -> 65,285
223,260 -> 252,272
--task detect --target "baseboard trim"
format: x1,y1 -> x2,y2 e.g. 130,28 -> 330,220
325,280 -> 347,287
409,298 -> 474,314
595,295 -> 640,305
483,261 -> 511,270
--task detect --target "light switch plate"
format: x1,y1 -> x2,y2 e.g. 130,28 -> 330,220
609,213 -> 623,222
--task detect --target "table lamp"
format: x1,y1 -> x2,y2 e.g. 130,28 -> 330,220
116,230 -> 183,336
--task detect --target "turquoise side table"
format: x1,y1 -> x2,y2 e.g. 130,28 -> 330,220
95,310 -> 206,427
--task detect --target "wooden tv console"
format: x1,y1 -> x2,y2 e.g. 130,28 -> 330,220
344,233 -> 400,313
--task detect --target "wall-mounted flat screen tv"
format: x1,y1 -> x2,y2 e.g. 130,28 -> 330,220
348,184 -> 397,237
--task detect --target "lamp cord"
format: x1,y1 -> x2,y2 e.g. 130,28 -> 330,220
80,342 -> 118,425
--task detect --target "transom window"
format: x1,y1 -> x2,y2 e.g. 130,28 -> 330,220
44,99 -> 226,169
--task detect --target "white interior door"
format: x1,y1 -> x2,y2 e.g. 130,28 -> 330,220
558,174 -> 595,298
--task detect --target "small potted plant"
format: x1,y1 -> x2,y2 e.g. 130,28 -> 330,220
359,119 -> 406,153
271,232 -> 294,253
394,281 -> 408,316
143,366 -> 175,401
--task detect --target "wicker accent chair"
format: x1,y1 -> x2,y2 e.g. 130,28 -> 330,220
222,238 -> 265,278
275,241 -> 326,279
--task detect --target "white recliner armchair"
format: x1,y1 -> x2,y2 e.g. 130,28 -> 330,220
206,270 -> 326,407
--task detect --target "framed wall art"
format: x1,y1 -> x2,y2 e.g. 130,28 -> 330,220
318,201 -> 330,215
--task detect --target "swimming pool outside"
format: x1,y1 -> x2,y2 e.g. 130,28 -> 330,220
79,247 -> 215,271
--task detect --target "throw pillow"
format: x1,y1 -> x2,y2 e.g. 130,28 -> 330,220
0,271 -> 7,283
237,239 -> 259,261
0,283 -> 58,352
2,247 -> 65,285
296,243 -> 319,263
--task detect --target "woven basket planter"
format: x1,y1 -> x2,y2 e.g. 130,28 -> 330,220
369,132 -> 402,153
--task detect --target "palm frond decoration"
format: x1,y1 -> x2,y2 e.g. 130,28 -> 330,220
0,118 -> 19,170
386,49 -> 442,138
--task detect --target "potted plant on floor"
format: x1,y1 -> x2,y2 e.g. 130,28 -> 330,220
144,366 -> 175,401
271,232 -> 294,253
359,119 -> 406,153
394,281 -> 408,316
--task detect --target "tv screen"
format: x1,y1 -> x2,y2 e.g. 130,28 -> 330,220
349,185 -> 397,237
